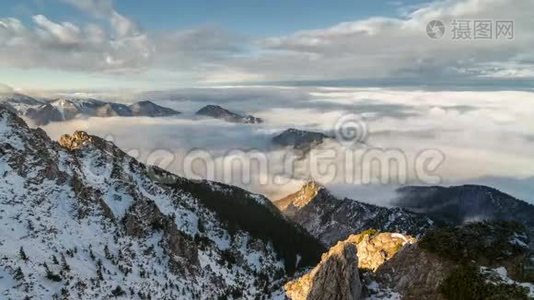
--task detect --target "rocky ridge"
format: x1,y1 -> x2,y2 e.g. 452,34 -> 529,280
275,182 -> 434,246
394,185 -> 534,228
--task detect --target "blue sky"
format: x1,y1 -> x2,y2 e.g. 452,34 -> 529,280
0,0 -> 533,91
2,0 -> 428,35
111,0 -> 429,35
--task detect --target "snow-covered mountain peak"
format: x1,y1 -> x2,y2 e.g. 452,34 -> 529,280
0,93 -> 44,114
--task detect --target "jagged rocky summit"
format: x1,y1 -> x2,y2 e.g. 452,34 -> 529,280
284,236 -> 362,300
278,182 -> 534,299
284,230 -> 415,300
59,131 -> 93,151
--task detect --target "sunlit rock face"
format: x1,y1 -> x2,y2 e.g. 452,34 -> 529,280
284,237 -> 362,300
59,130 -> 93,151
284,230 -> 414,300
345,231 -> 416,271
275,181 -> 322,216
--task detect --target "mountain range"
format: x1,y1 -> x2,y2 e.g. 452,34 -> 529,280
2,97 -> 534,299
1,93 -> 268,126
23,97 -> 180,125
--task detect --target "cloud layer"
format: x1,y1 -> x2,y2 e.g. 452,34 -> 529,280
235,0 -> 534,83
2,0 -> 534,86
40,87 -> 534,204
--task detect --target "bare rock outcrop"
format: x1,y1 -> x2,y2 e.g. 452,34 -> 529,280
284,230 -> 415,300
284,238 -> 362,300
59,130 -> 93,150
276,181 -> 322,217
346,231 -> 416,271
373,243 -> 454,300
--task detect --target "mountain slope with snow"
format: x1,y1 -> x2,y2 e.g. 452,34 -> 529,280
275,182 -> 434,246
0,105 -> 323,299
0,93 -> 44,114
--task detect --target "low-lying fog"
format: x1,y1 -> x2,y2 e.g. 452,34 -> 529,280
41,86 -> 534,205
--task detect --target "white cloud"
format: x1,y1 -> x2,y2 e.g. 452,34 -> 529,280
33,15 -> 81,45
2,0 -> 534,86
0,0 -> 152,73
38,87 -> 534,203
222,0 -> 534,83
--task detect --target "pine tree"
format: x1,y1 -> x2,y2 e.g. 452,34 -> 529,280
44,262 -> 62,282
104,245 -> 111,259
14,267 -> 24,281
19,247 -> 28,261
197,218 -> 205,233
111,285 -> 125,297
61,253 -> 71,272
61,288 -> 69,298
96,261 -> 104,281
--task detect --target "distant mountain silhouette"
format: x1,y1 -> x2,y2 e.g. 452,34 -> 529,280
196,105 -> 263,124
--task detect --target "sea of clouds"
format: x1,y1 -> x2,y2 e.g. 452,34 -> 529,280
40,86 -> 534,205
